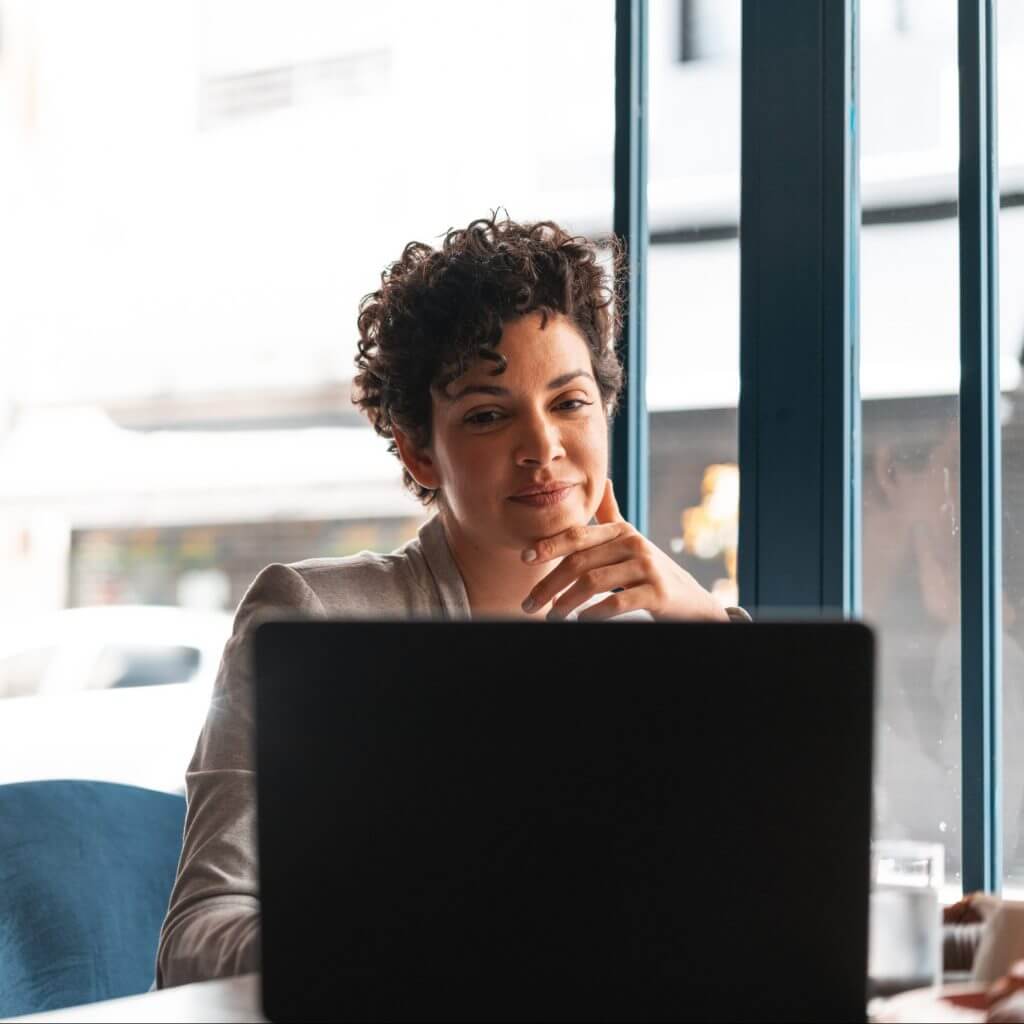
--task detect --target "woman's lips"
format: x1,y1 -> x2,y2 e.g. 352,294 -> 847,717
508,485 -> 575,508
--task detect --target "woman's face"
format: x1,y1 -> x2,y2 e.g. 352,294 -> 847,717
416,311 -> 609,552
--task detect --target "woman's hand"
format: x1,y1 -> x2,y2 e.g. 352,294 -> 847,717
521,478 -> 729,623
944,891 -> 1002,926
988,962 -> 1024,1022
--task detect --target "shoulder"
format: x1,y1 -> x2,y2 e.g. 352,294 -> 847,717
243,544 -> 438,620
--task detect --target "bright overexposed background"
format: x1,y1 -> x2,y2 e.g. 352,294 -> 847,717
2,0 -> 1024,896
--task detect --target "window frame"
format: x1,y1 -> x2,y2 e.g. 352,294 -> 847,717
737,0 -> 859,618
959,0 -> 1002,892
611,0 -> 1004,892
612,0 -> 650,536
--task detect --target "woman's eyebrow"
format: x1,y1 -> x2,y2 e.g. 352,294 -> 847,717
447,384 -> 510,403
547,370 -> 595,389
447,370 -> 595,404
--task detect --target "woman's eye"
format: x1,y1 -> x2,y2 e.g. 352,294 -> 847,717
465,410 -> 504,426
464,400 -> 591,426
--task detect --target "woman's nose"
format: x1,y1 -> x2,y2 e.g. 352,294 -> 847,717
515,414 -> 566,466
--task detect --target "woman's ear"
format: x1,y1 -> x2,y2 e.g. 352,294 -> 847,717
393,427 -> 442,492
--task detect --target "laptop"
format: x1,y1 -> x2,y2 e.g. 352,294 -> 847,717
253,619 -> 874,1023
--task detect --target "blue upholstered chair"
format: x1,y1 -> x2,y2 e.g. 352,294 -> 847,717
0,780 -> 186,1018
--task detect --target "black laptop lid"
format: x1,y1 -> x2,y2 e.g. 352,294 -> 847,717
254,620 -> 874,1023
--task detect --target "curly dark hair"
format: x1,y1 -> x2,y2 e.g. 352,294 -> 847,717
352,214 -> 626,505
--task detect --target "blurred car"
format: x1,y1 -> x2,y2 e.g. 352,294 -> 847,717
0,605 -> 235,793
0,605 -> 233,699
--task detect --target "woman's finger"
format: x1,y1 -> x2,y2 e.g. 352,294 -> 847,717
546,560 -> 650,621
522,521 -> 631,565
575,584 -> 656,622
523,535 -> 644,613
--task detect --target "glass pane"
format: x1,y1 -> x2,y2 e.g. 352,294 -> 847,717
646,0 -> 740,608
0,0 -> 614,788
999,0 -> 1024,897
860,1 -> 962,895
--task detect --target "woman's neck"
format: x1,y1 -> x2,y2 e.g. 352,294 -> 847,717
439,511 -> 560,619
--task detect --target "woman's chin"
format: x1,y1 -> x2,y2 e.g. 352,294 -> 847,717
503,496 -> 589,541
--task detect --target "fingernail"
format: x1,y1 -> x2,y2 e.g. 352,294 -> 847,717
522,549 -> 537,563
522,596 -> 537,613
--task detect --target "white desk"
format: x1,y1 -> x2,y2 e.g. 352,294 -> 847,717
5,975 -> 266,1023
4,975 -> 978,1024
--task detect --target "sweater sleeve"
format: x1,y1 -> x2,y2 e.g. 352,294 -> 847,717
155,563 -> 325,988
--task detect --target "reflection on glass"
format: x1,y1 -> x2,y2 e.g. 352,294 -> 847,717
646,0 -> 740,597
860,1 -> 963,890
999,0 -> 1024,897
680,463 -> 739,608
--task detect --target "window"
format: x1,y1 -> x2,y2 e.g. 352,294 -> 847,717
728,0 -> 1008,895
1,0 -> 1016,895
648,0 -> 740,608
860,0 -> 964,891
0,0 -> 614,789
999,0 -> 1024,896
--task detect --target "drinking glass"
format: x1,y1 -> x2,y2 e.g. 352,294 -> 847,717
868,839 -> 945,996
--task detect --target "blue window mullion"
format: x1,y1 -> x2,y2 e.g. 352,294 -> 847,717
959,0 -> 1002,895
612,0 -> 649,535
822,0 -> 861,617
739,0 -> 857,616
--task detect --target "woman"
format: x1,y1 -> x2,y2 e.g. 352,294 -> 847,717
156,215 -> 748,988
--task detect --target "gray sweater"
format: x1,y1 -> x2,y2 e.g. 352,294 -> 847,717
155,513 -> 744,988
